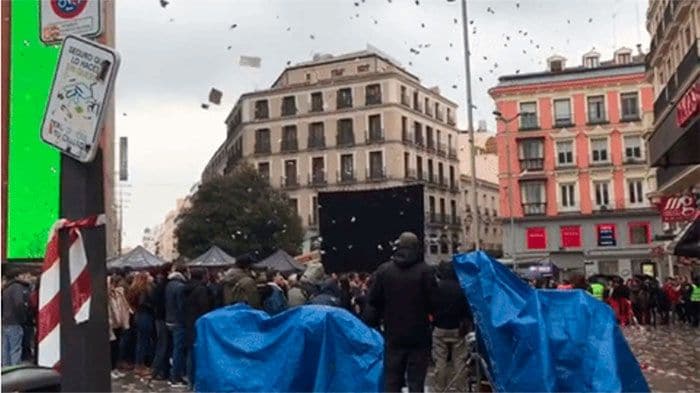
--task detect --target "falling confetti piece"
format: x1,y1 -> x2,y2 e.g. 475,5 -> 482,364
482,56 -> 488,60
452,84 -> 457,89
122,113 -> 127,116
469,20 -> 474,25
453,18 -> 458,24
410,48 -> 420,54
415,0 -> 419,5
286,60 -> 291,65
209,88 -> 223,105
377,244 -> 384,250
159,0 -> 169,8
421,23 -> 425,28
230,23 -> 237,29
515,69 -> 520,74
588,17 -> 593,22
286,26 -> 291,31
478,77 -> 483,82
351,216 -> 356,222
227,45 -> 232,50
201,103 -> 210,109
408,61 -> 413,66
354,1 -> 359,5
373,19 -> 378,24
516,2 -> 520,8
445,56 -> 450,61
310,34 -> 315,39
567,19 -> 571,24
449,42 -> 453,47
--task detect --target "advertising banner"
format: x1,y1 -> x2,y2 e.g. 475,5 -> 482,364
526,227 -> 546,249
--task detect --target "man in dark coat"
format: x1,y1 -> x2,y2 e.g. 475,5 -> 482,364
164,264 -> 188,387
151,271 -> 170,380
184,268 -> 212,386
369,232 -> 436,393
2,269 -> 32,366
432,261 -> 472,391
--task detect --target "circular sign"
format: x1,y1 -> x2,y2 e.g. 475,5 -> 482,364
50,0 -> 88,19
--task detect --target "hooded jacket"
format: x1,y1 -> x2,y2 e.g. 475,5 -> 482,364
288,262 -> 324,306
221,267 -> 261,309
165,272 -> 187,325
368,235 -> 436,348
2,279 -> 31,326
432,262 -> 471,330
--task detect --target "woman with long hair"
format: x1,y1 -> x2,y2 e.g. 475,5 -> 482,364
127,272 -> 155,377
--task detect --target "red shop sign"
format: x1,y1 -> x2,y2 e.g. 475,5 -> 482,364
676,83 -> 700,127
560,225 -> 581,248
658,194 -> 697,223
526,227 -> 547,249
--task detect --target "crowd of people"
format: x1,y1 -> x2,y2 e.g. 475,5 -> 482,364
529,274 -> 700,328
101,233 -> 472,392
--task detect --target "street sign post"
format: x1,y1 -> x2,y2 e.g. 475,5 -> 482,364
40,0 -> 102,44
41,34 -> 119,163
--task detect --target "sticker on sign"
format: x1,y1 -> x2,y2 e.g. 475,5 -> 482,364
40,0 -> 103,44
41,35 -> 120,163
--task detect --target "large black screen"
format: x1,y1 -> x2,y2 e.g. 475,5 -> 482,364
318,184 -> 424,273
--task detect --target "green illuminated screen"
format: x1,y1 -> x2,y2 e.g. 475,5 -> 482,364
7,1 -> 61,259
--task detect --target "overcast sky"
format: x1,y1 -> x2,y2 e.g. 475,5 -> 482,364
114,0 -> 648,248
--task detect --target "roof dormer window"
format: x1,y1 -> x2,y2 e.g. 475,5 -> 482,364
614,48 -> 633,65
547,55 -> 566,72
582,50 -> 600,68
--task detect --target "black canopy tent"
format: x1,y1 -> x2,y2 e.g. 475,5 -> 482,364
253,249 -> 305,274
187,245 -> 237,268
107,246 -> 167,270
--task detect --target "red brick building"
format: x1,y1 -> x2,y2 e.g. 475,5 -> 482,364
489,49 -> 665,279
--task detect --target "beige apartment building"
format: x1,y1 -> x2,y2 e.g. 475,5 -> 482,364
202,48 -> 462,264
458,131 -> 503,256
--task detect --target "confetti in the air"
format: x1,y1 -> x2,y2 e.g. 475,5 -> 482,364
588,18 -> 593,23
201,103 -> 210,110
310,34 -> 315,39
208,88 -> 223,105
230,23 -> 237,29
159,0 -> 169,8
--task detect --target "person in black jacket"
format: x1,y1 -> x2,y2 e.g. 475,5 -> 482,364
431,261 -> 472,392
184,268 -> 212,387
369,232 -> 436,393
164,264 -> 188,387
150,270 -> 170,381
2,269 -> 32,367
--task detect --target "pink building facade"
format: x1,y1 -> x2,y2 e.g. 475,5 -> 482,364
489,50 -> 665,279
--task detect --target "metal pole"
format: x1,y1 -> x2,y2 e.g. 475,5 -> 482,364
505,134 -> 516,273
461,0 -> 480,250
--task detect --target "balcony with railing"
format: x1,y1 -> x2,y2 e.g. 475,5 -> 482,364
282,175 -> 299,189
425,105 -> 433,117
448,147 -> 458,160
336,132 -> 355,147
402,130 -> 414,144
426,138 -> 436,152
438,177 -> 448,190
337,170 -> 356,184
450,215 -> 462,226
254,141 -> 271,154
653,39 -> 699,120
337,94 -> 353,110
366,128 -> 385,144
281,102 -> 297,117
426,212 -> 446,226
415,134 -> 425,148
519,157 -> 544,171
281,139 -> 298,152
413,101 -> 422,112
307,135 -> 326,150
405,168 -> 417,180
401,94 -> 410,106
436,110 -> 444,121
447,113 -> 456,126
367,167 -> 386,181
254,104 -> 269,120
437,142 -> 446,157
522,202 -> 546,216
308,172 -> 327,187
449,183 -> 459,194
366,92 -> 382,106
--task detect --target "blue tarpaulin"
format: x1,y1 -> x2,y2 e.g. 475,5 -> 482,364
194,304 -> 384,392
453,251 -> 649,392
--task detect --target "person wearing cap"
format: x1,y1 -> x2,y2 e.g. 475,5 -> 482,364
369,232 -> 436,393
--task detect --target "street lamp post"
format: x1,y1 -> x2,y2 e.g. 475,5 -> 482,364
460,0 -> 480,250
494,111 -> 520,273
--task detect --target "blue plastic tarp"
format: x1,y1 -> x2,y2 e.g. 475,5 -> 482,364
453,251 -> 649,392
194,304 -> 384,392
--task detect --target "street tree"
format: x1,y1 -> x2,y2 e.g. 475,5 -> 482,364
175,163 -> 303,260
